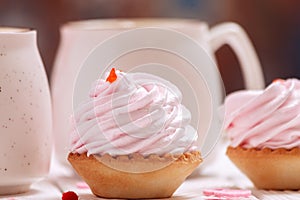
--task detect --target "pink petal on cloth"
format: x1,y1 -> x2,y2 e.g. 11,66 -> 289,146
76,181 -> 90,189
203,188 -> 251,198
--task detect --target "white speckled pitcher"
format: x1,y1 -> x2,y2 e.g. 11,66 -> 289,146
0,28 -> 52,194
51,18 -> 264,167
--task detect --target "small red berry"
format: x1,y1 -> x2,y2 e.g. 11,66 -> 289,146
62,191 -> 78,200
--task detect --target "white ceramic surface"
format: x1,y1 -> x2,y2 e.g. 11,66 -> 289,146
0,28 -> 52,194
51,18 -> 264,166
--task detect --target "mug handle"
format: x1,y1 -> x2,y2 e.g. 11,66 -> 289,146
209,22 -> 265,89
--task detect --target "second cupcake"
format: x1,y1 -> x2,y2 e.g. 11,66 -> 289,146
224,78 -> 300,190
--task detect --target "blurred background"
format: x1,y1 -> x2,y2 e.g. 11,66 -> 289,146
0,0 -> 299,93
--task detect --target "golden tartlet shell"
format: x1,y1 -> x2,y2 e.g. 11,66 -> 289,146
68,151 -> 202,199
227,146 -> 300,190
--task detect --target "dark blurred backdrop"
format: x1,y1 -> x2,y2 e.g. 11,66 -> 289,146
0,0 -> 300,93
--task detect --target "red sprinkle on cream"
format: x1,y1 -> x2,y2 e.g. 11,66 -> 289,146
272,78 -> 285,84
106,68 -> 117,83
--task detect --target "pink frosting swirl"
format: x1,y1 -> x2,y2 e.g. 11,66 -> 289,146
70,70 -> 198,156
224,79 -> 300,149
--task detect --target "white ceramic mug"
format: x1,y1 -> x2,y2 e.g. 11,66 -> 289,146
0,28 -> 52,194
51,18 -> 264,166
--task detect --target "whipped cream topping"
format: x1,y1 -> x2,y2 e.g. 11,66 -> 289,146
224,79 -> 300,149
70,69 -> 198,156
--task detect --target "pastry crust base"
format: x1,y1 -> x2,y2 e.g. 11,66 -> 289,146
68,151 -> 202,199
227,147 -> 300,190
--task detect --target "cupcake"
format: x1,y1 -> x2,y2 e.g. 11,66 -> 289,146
68,68 -> 202,198
224,78 -> 300,190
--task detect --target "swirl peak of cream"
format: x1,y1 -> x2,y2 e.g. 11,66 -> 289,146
70,69 -> 198,156
224,79 -> 300,149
